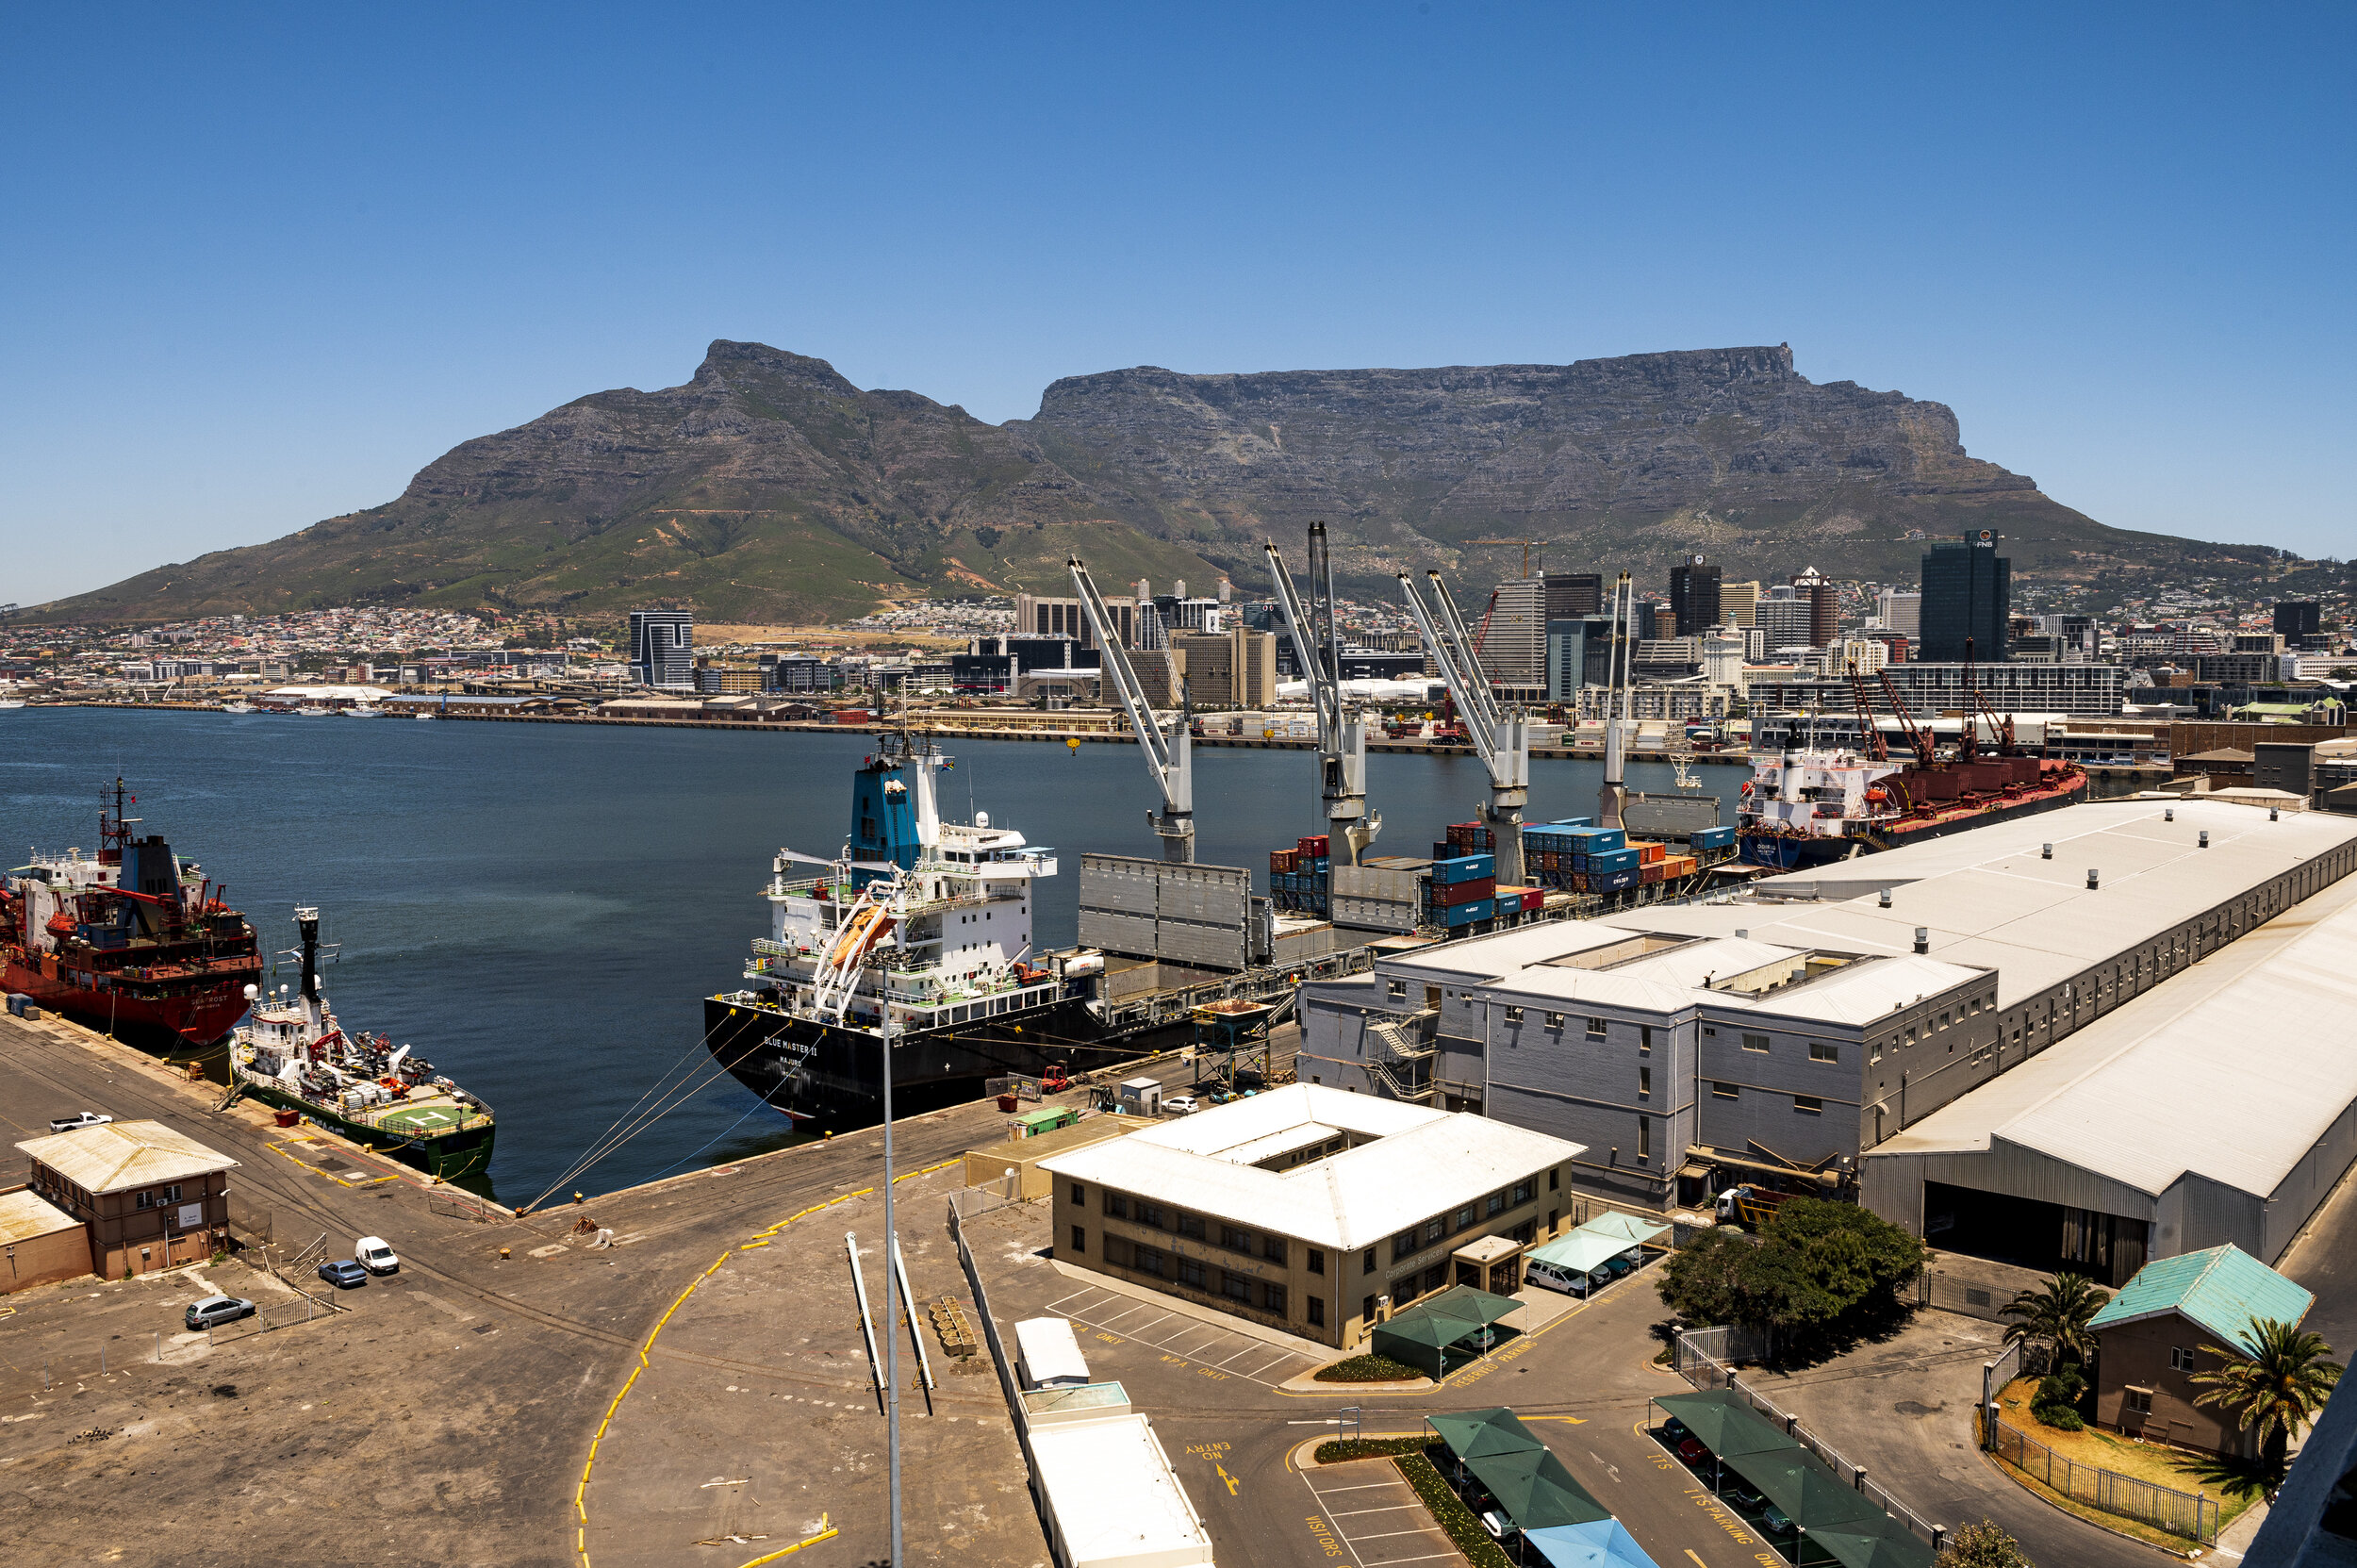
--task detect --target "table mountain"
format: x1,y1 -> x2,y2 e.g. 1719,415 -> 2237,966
36,340 -> 2270,626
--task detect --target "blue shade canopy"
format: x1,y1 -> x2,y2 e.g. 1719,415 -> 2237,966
1525,1518 -> 1664,1568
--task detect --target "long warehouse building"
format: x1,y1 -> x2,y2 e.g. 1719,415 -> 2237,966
1860,867 -> 2357,1283
1299,801 -> 2357,1232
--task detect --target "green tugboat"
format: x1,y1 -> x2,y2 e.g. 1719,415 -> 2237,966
227,907 -> 495,1183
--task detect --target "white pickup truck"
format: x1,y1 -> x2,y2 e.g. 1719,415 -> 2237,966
48,1112 -> 113,1133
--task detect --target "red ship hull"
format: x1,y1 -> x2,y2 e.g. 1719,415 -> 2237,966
3,953 -> 256,1045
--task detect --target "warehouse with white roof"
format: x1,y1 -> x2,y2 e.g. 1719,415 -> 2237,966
1861,866 -> 2357,1283
1299,799 -> 2357,1214
1040,1083 -> 1585,1348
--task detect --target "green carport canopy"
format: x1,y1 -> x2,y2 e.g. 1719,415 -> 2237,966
1802,1511 -> 1936,1568
1462,1444 -> 1613,1530
1655,1390 -> 1804,1462
1429,1407 -> 1546,1461
1370,1284 -> 1521,1378
1735,1451 -> 1887,1532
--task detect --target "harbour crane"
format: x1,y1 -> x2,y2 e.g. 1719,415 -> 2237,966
1068,556 -> 1194,863
1399,569 -> 1530,885
1264,523 -> 1382,867
1597,571 -> 1637,831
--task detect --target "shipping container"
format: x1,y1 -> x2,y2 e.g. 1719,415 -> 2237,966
1438,897 -> 1495,927
1431,876 -> 1496,908
1431,853 -> 1495,884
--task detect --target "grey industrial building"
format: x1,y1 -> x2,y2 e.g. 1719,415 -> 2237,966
1298,801 -> 2357,1235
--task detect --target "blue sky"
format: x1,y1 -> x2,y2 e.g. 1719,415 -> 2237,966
4,4 -> 2350,605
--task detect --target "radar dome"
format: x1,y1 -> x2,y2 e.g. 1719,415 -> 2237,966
975,810 -> 991,828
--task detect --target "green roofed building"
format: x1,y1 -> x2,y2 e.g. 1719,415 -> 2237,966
2088,1243 -> 2315,1455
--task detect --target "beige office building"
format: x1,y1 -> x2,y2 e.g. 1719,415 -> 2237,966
1173,630 -> 1278,708
1720,581 -> 1760,628
1040,1085 -> 1585,1349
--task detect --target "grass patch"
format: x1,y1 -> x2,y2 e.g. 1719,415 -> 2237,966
1985,1383 -> 2250,1543
1315,1436 -> 1429,1464
1313,1351 -> 1426,1383
1395,1451 -> 1512,1568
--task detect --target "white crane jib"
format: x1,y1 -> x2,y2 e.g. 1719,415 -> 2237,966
1599,569 -> 1636,832
1264,524 -> 1381,867
1068,556 -> 1195,864
1398,569 -> 1529,885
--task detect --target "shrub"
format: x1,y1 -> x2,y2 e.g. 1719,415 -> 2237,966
1937,1520 -> 2035,1567
1315,1436 -> 1428,1463
2031,1365 -> 2087,1429
1313,1352 -> 1424,1383
1394,1452 -> 1513,1568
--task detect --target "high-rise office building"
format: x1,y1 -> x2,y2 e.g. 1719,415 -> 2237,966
1919,534 -> 2010,663
2275,602 -> 2321,641
1718,581 -> 1759,629
1542,572 -> 1603,619
1876,589 -> 1922,638
1791,568 -> 1838,647
1014,593 -> 1137,648
1475,576 -> 1547,691
629,609 -> 696,689
1755,586 -> 1816,652
1544,617 -> 1616,701
1669,555 -> 1722,636
1173,629 -> 1278,708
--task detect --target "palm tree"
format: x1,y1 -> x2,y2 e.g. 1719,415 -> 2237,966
2191,1318 -> 2344,1481
1999,1272 -> 2110,1368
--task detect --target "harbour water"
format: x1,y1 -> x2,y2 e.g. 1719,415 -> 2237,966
0,708 -> 1739,1201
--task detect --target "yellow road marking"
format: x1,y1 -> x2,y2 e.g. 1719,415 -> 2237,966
574,1155 -> 957,1563
1216,1462 -> 1239,1495
736,1527 -> 838,1567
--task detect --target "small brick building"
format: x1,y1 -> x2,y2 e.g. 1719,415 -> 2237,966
2089,1243 -> 2316,1456
14,1120 -> 239,1279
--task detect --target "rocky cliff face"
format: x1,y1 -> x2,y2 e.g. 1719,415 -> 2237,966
38,340 -> 2246,626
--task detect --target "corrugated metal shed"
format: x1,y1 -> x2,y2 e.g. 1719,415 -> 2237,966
15,1120 -> 239,1192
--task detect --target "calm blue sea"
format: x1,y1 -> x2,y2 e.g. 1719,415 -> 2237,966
0,708 -> 1739,1202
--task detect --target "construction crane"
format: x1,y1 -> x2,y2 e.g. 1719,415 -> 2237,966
1962,636 -> 2017,756
1461,538 -> 1543,578
1265,524 -> 1382,867
1399,569 -> 1529,885
1597,571 -> 1636,831
1068,556 -> 1194,863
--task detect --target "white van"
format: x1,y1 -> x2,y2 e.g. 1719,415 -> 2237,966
1525,1257 -> 1607,1297
1014,1316 -> 1091,1391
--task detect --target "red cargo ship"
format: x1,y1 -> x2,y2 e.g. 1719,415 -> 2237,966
2,780 -> 261,1046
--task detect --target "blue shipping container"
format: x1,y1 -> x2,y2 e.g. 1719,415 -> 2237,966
1432,854 -> 1495,884
1594,867 -> 1641,892
1439,898 -> 1495,927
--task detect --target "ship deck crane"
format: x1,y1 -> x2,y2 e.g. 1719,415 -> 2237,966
1069,556 -> 1194,863
1265,523 -> 1381,866
1399,569 -> 1529,884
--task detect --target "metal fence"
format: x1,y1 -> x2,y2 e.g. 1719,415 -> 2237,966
1671,1327 -> 1947,1551
1916,1274 -> 2017,1322
1986,1415 -> 2218,1544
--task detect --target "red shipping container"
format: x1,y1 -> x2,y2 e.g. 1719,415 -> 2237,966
1271,849 -> 1297,873
1640,863 -> 1665,884
1297,834 -> 1329,855
1432,877 -> 1495,907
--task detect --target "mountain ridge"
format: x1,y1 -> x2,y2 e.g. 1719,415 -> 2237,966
33,340 -> 2276,626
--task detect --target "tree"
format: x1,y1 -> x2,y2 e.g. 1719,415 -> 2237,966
2190,1317 -> 2344,1481
1936,1520 -> 2033,1567
1998,1272 -> 2109,1369
1656,1198 -> 1927,1345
